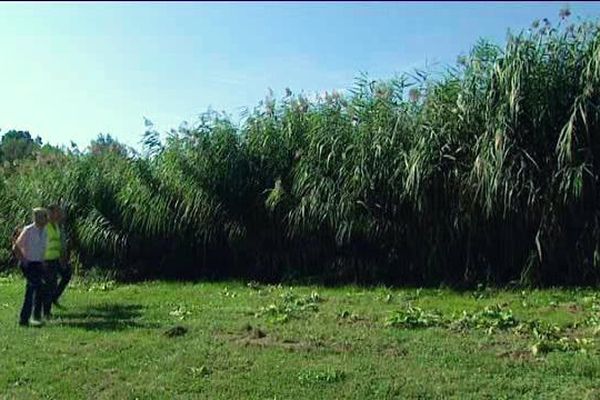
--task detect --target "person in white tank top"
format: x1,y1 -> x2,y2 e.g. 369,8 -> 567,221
13,208 -> 49,327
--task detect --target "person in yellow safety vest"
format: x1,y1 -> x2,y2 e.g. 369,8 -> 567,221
43,204 -> 71,317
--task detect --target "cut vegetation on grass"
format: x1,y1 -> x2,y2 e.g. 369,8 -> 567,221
1,277 -> 599,399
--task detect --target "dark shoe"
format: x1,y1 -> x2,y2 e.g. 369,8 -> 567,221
18,321 -> 29,327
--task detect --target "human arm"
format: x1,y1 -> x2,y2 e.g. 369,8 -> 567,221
13,229 -> 27,263
59,226 -> 69,265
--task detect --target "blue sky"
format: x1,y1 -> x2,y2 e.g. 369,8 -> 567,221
1,1 -> 599,149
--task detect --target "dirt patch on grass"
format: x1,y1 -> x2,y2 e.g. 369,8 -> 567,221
566,303 -> 584,314
476,336 -> 513,351
241,322 -> 267,339
497,349 -> 535,362
540,302 -> 584,315
215,324 -> 353,353
336,311 -> 376,328
164,325 -> 188,338
475,336 -> 537,362
381,346 -> 409,358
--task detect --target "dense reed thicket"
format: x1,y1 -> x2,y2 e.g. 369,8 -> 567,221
2,15 -> 600,286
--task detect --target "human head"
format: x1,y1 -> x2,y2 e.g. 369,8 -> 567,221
32,207 -> 49,228
48,204 -> 63,223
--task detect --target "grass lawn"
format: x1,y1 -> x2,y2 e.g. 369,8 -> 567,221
1,275 -> 599,399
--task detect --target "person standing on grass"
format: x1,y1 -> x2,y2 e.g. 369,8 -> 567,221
43,204 -> 71,316
13,208 -> 49,327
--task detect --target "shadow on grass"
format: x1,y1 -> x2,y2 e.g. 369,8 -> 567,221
55,303 -> 160,331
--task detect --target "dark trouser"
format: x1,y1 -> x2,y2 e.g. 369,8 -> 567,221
44,260 -> 72,315
20,262 -> 45,324
43,260 -> 59,316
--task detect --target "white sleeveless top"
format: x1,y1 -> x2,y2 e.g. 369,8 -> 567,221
18,224 -> 47,262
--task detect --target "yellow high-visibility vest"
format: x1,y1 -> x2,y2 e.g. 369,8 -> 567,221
44,222 -> 62,261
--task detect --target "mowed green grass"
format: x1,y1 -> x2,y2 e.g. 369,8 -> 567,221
1,275 -> 599,400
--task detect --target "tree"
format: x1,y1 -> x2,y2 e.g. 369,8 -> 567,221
0,130 -> 41,163
88,134 -> 130,157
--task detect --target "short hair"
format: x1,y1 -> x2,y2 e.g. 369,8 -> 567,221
48,204 -> 62,212
32,207 -> 48,223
